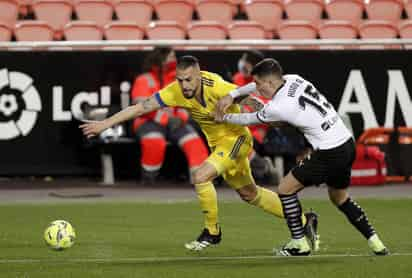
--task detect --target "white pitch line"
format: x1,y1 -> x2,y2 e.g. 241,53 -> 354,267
0,253 -> 411,264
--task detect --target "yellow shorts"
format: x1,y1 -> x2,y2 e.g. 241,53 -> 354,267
206,134 -> 255,189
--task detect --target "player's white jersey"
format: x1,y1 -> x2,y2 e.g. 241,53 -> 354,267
256,74 -> 352,150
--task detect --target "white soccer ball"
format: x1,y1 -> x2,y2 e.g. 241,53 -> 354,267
43,220 -> 76,250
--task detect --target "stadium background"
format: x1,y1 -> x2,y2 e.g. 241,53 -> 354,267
0,50 -> 411,177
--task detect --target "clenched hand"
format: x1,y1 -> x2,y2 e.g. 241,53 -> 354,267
215,94 -> 234,121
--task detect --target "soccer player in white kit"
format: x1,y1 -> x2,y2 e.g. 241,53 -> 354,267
216,58 -> 388,256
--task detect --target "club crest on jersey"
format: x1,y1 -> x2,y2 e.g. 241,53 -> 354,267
259,109 -> 267,119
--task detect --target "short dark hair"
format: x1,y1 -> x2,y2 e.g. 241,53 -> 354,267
251,58 -> 283,78
177,55 -> 199,69
243,50 -> 264,66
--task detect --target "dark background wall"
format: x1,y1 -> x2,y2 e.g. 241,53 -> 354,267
0,50 -> 411,176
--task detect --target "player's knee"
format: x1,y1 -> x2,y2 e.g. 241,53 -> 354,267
277,173 -> 302,195
237,185 -> 257,202
328,187 -> 348,206
191,169 -> 209,184
239,192 -> 255,202
277,183 -> 293,195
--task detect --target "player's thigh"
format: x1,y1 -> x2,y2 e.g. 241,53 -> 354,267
326,140 -> 356,190
206,135 -> 251,176
290,151 -> 327,187
326,167 -> 352,190
223,156 -> 256,190
216,135 -> 255,190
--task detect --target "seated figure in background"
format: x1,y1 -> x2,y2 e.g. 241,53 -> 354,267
131,47 -> 209,184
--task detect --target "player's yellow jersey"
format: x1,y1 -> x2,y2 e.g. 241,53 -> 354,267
154,71 -> 251,147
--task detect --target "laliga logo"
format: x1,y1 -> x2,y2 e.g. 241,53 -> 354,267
0,69 -> 41,140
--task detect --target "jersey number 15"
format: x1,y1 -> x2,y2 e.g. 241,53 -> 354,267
298,85 -> 332,117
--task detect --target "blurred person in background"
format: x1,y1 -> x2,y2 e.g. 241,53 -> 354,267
233,50 -> 278,184
131,47 -> 208,184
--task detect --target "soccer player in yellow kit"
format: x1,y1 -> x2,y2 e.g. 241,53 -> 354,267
80,55 -> 318,252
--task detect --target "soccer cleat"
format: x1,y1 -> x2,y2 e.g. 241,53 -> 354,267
184,228 -> 222,251
276,237 -> 311,256
368,234 -> 389,256
303,211 -> 320,252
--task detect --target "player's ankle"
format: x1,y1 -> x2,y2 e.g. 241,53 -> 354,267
368,234 -> 385,250
206,224 -> 220,235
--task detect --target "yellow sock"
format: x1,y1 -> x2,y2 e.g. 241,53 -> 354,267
195,182 -> 219,235
250,186 -> 306,225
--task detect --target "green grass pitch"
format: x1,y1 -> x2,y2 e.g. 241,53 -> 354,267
0,199 -> 411,278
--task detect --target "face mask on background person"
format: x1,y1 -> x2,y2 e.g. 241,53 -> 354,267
238,59 -> 248,75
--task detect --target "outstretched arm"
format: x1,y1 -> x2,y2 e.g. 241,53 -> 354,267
220,110 -> 287,127
80,96 -> 161,138
229,82 -> 257,99
221,112 -> 262,126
